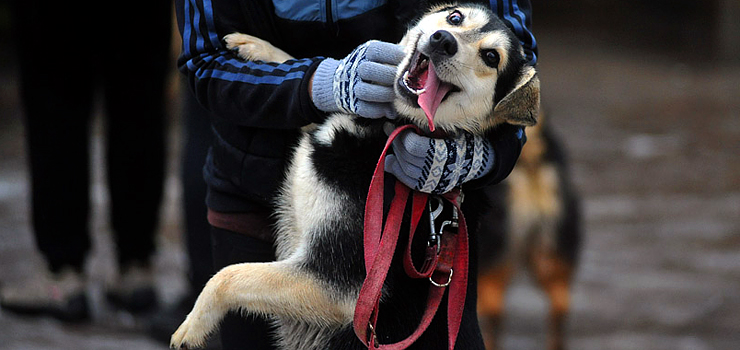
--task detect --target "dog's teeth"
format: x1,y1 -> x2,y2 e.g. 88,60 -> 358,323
402,71 -> 425,96
402,72 -> 414,91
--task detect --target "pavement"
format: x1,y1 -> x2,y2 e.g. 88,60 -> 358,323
1,30 -> 739,350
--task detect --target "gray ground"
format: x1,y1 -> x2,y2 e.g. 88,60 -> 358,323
1,30 -> 739,349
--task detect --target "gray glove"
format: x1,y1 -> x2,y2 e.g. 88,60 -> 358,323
385,127 -> 496,194
311,40 -> 405,119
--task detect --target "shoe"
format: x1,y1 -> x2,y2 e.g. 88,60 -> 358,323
105,262 -> 158,313
0,267 -> 90,322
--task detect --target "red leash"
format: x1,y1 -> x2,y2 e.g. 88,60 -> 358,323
353,125 -> 469,350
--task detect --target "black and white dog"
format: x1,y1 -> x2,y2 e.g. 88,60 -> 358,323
171,4 -> 539,350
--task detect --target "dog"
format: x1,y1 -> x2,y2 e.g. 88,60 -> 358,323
171,4 -> 539,349
476,110 -> 581,350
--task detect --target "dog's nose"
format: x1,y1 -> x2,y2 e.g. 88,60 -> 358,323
429,30 -> 457,56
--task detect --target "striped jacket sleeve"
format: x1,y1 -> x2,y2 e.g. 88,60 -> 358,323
488,0 -> 538,65
175,0 -> 327,128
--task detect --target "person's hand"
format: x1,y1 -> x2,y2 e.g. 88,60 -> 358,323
385,126 -> 495,194
311,40 -> 405,119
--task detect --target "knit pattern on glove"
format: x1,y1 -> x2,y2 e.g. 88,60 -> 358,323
312,40 -> 404,119
385,128 -> 495,194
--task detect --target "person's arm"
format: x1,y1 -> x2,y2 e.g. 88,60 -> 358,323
488,0 -> 538,65
175,0 -> 326,129
464,123 -> 527,189
384,123 -> 527,194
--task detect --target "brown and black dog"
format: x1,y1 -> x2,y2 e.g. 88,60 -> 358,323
477,110 -> 581,350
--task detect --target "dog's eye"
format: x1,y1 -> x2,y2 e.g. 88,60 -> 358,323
447,10 -> 463,25
481,50 -> 500,68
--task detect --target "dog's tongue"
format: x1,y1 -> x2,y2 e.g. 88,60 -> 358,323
417,61 -> 452,132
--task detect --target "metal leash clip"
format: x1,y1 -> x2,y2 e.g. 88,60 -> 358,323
427,195 -> 461,251
438,203 -> 459,235
427,196 -> 444,252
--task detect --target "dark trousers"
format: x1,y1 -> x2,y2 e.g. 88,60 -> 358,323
13,0 -> 172,272
181,79 -> 215,291
211,226 -> 278,350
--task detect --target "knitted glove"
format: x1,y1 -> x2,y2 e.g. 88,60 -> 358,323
311,40 -> 405,119
385,127 -> 495,194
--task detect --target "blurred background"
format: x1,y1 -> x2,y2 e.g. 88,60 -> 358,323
0,1 -> 738,349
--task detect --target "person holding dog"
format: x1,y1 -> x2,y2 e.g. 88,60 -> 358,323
174,0 -> 537,349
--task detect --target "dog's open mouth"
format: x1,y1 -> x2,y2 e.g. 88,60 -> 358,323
401,51 -> 431,94
400,50 -> 459,132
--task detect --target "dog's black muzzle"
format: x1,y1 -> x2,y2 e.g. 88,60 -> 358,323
428,30 -> 457,57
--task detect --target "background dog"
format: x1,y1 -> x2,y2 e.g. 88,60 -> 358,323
171,4 -> 539,350
477,109 -> 581,350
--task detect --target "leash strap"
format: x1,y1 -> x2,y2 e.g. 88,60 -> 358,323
353,125 -> 469,350
441,190 -> 468,350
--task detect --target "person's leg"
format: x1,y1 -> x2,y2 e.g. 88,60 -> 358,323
17,0 -> 96,276
211,226 -> 278,350
182,85 -> 216,294
23,62 -> 93,274
0,0 -> 95,321
98,0 -> 171,312
102,1 -> 171,268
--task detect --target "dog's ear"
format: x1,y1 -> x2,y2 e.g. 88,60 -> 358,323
492,66 -> 540,126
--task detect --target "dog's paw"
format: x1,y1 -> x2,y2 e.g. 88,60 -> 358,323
223,32 -> 293,63
170,313 -> 213,349
169,280 -> 227,349
223,33 -> 252,51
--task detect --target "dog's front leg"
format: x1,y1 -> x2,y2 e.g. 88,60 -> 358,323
170,260 -> 352,349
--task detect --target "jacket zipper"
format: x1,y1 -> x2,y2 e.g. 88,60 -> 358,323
325,0 -> 336,32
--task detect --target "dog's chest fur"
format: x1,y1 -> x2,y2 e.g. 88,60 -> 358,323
274,114 -> 485,349
275,115 -> 384,279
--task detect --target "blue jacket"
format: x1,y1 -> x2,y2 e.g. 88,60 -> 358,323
175,0 -> 538,212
